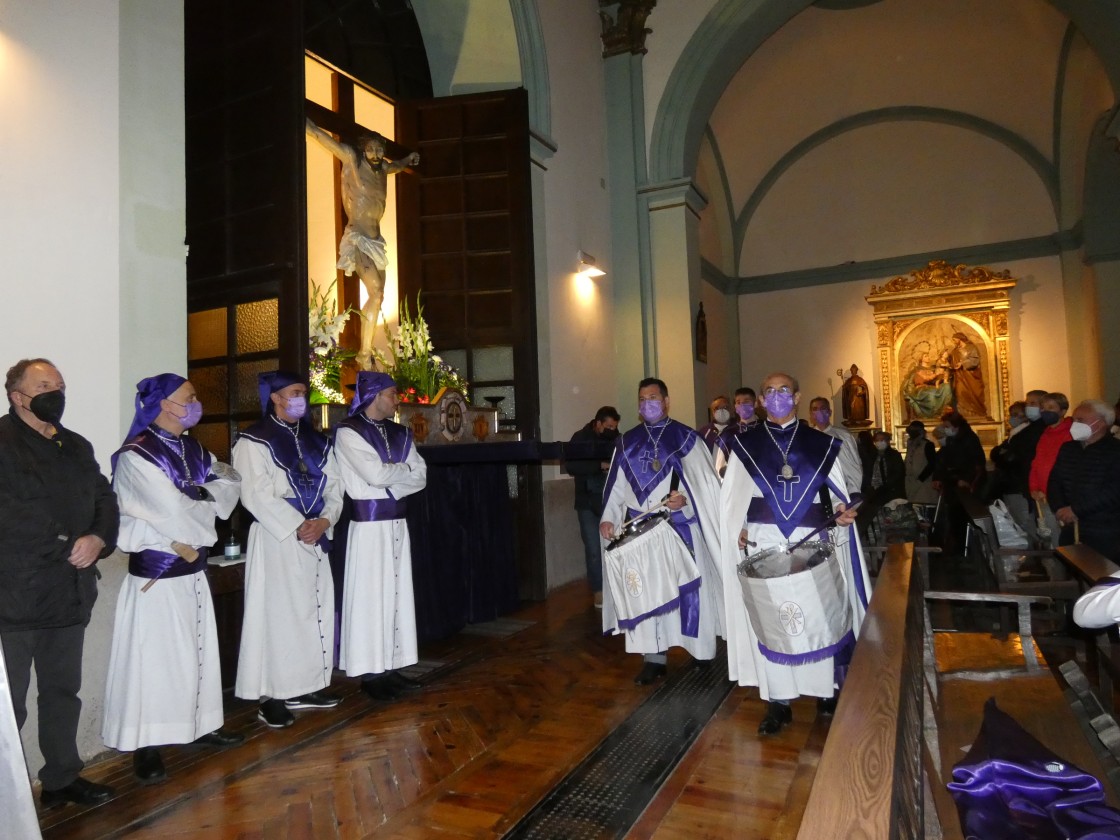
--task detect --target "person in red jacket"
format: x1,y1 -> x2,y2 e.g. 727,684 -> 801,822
1029,392 -> 1073,547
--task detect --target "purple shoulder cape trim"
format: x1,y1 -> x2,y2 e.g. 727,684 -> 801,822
115,428 -> 212,495
611,419 -> 700,506
337,414 -> 413,464
238,418 -> 331,518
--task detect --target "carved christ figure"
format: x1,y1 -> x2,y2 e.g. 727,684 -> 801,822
306,117 -> 420,369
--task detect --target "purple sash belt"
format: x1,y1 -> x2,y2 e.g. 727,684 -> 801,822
351,497 -> 407,522
128,547 -> 209,580
747,498 -> 828,529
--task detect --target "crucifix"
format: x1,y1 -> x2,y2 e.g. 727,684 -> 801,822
639,448 -> 660,473
776,472 -> 800,503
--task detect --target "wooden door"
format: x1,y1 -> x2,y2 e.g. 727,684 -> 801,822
395,90 -> 546,600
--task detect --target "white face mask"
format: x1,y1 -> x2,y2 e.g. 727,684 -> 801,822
1070,420 -> 1098,442
713,408 -> 731,425
874,441 -> 888,451
1024,405 -> 1041,421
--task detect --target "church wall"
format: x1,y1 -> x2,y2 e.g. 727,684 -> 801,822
0,0 -> 186,778
411,0 -> 521,96
525,0 -> 618,591
737,254 -> 1074,429
699,280 -> 740,405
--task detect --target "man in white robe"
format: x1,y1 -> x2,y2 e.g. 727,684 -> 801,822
599,377 -> 724,685
233,371 -> 343,728
807,395 -> 863,497
720,373 -> 870,735
102,374 -> 242,784
333,371 -> 427,701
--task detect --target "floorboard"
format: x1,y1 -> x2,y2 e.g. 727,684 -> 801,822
35,582 -> 829,839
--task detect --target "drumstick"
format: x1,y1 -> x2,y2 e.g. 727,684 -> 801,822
1036,495 -> 1052,538
141,541 -> 199,592
617,501 -> 669,532
1074,519 -> 1081,545
785,500 -> 863,554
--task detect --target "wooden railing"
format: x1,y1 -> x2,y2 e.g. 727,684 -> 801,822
797,543 -> 926,839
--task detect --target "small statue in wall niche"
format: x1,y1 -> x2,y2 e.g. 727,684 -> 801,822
306,117 -> 419,370
840,363 -> 872,429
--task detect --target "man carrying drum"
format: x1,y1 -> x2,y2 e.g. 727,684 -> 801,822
599,378 -> 724,685
719,372 -> 870,735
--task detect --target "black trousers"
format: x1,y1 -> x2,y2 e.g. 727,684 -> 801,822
1,623 -> 86,789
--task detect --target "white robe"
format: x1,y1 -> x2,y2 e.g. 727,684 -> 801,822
102,450 -> 240,750
600,424 -> 724,660
232,437 -> 342,700
719,426 -> 871,701
333,425 -> 427,676
820,423 -> 864,497
1073,572 -> 1120,629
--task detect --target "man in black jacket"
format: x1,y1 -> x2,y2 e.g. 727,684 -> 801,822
0,359 -> 119,808
1048,399 -> 1120,561
566,406 -> 620,608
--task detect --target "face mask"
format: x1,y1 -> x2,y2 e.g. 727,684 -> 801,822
1040,410 -> 1061,426
639,399 -> 664,423
1070,420 -> 1098,442
713,408 -> 731,425
811,409 -> 831,427
763,391 -> 796,419
942,426 -> 957,438
735,403 -> 755,422
1024,405 -> 1041,421
168,399 -> 203,429
284,396 -> 308,420
1008,415 -> 1025,428
874,441 -> 888,451
20,389 -> 65,425
599,427 -> 619,441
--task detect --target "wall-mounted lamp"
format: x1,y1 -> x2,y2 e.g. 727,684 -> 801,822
576,250 -> 606,278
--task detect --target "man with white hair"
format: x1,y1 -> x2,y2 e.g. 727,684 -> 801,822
1047,399 -> 1120,564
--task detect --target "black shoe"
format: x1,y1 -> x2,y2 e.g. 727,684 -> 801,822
193,728 -> 245,748
386,672 -> 422,693
634,662 -> 667,685
361,676 -> 400,702
40,776 -> 115,808
132,748 -> 167,786
817,696 -> 838,716
258,699 -> 295,728
284,691 -> 342,710
758,701 -> 793,735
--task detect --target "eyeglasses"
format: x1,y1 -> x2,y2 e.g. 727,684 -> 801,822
762,386 -> 793,396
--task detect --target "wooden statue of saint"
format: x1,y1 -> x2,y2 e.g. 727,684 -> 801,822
306,118 -> 419,370
842,363 -> 871,428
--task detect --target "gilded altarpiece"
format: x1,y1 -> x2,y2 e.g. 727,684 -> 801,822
866,261 -> 1015,449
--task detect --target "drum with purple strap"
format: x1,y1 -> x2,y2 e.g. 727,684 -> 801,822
605,512 -> 699,633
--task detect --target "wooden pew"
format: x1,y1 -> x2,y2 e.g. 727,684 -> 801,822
1057,543 -> 1120,712
798,543 -> 1119,840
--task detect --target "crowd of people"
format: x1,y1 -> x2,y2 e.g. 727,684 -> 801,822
569,375 -> 1120,736
6,352 -> 1119,810
1,359 -> 424,807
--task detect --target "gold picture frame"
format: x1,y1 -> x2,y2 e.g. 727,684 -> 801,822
866,260 -> 1016,448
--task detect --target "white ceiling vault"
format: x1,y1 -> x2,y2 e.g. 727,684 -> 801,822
692,0 -> 1115,286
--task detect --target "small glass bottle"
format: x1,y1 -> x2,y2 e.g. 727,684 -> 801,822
224,533 -> 241,560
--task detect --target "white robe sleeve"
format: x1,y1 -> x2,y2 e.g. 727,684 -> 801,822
600,446 -> 630,532
320,447 -> 344,532
1073,574 -> 1120,629
334,426 -> 426,498
231,439 -> 306,542
114,450 -> 231,551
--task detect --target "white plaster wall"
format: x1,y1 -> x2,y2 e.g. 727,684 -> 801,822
737,255 -> 1073,429
533,0 -> 616,590
698,282 -> 738,405
412,0 -> 521,96
0,0 -> 185,779
740,122 -> 1058,277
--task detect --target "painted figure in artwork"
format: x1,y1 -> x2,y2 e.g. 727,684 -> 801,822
306,118 -> 420,370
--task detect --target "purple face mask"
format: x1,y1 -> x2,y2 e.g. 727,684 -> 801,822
170,399 -> 203,429
763,391 -> 796,419
735,403 -> 755,422
284,396 -> 308,420
811,408 -> 830,427
639,399 -> 664,423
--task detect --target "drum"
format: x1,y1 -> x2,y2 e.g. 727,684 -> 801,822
736,540 -> 852,662
605,516 -> 700,636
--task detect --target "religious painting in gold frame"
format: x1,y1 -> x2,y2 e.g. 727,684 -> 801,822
866,260 -> 1015,449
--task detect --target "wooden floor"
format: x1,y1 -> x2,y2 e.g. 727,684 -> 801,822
39,581 -> 831,840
